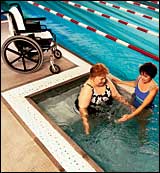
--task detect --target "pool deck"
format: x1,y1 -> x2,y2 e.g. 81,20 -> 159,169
1,21 -> 134,172
1,21 -> 74,172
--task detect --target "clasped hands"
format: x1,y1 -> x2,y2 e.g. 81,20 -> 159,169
115,105 -> 136,124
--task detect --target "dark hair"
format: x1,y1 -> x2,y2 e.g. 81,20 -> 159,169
139,62 -> 157,78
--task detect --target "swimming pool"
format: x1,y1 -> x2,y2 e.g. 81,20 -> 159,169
1,1 -> 159,70
1,1 -> 159,79
2,1 -> 159,172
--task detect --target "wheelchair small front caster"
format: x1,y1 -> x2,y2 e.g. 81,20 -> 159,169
53,49 -> 62,59
49,64 -> 61,74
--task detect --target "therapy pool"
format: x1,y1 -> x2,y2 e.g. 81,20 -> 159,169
32,75 -> 159,172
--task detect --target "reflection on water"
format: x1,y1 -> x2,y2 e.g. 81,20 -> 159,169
32,77 -> 159,172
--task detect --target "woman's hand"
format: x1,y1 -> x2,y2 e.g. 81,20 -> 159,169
116,114 -> 131,123
111,77 -> 121,84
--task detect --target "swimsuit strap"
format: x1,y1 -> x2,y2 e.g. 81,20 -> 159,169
86,83 -> 94,89
135,76 -> 141,85
80,83 -> 94,93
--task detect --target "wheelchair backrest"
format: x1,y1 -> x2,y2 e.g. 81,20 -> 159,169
6,11 -> 17,36
9,6 -> 25,31
5,5 -> 26,36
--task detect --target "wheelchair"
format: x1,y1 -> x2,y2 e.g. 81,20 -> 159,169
1,3 -> 62,74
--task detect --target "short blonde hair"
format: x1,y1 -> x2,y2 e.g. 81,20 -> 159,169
90,63 -> 109,78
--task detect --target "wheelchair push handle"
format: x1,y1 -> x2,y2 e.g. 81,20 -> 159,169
9,3 -> 21,8
24,17 -> 46,22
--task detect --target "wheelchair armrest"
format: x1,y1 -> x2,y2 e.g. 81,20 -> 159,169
1,11 -> 9,15
17,28 -> 50,33
24,17 -> 46,23
16,30 -> 42,33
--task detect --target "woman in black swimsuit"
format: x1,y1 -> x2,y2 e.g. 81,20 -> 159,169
75,63 -> 135,135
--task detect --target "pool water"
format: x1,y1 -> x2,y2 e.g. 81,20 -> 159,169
1,1 -> 159,79
2,1 -> 159,172
32,76 -> 159,172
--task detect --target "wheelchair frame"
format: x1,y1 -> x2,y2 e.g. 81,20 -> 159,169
1,3 -> 62,74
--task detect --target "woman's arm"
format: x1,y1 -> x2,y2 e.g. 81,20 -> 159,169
107,77 -> 135,111
78,85 -> 93,135
117,86 -> 159,123
79,108 -> 90,135
109,75 -> 137,87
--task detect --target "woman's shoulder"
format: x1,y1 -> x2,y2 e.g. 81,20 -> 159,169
106,77 -> 118,92
81,80 -> 94,91
149,80 -> 159,91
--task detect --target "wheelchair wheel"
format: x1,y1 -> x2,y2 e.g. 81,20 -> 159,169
49,64 -> 61,74
53,49 -> 62,59
1,35 -> 44,73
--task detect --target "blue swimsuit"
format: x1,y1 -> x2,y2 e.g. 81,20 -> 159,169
133,80 -> 154,109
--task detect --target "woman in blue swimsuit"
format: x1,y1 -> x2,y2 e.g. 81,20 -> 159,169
111,62 -> 158,123
75,63 -> 135,135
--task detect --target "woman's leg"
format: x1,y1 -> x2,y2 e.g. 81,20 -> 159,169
136,108 -> 152,144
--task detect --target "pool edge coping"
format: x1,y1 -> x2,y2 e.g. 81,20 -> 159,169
1,45 -> 105,172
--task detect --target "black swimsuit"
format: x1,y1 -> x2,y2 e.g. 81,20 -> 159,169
75,83 -> 112,114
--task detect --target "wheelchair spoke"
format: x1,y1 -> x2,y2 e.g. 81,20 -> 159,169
6,47 -> 21,56
23,55 -> 38,63
21,56 -> 27,71
10,56 -> 22,64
